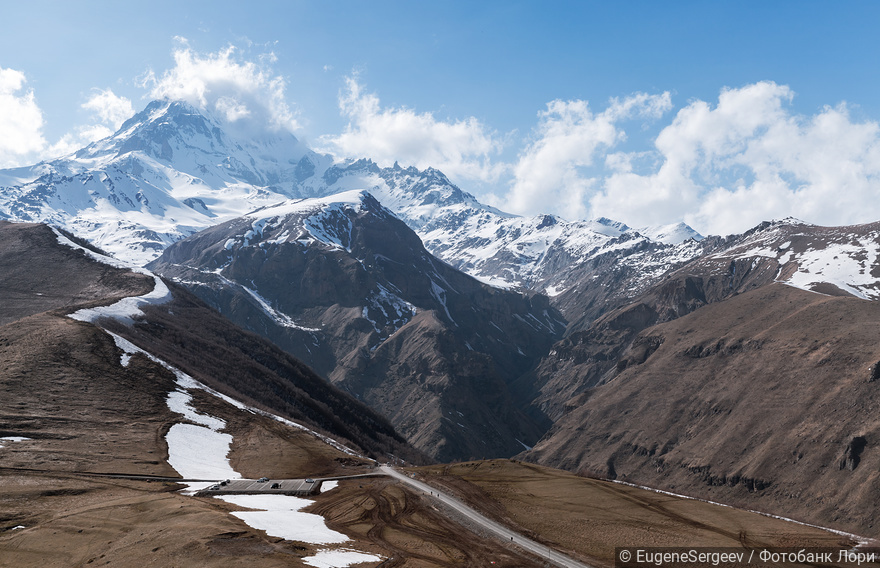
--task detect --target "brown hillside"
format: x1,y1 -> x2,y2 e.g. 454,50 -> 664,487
526,283 -> 880,538
0,221 -> 152,326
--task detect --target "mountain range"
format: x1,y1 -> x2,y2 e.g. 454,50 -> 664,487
3,97 -> 880,539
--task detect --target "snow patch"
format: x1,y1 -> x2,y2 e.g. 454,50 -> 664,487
303,549 -> 384,568
215,494 -> 349,545
235,279 -> 320,331
0,436 -> 31,448
165,423 -> 238,481
166,390 -> 226,430
429,279 -> 456,324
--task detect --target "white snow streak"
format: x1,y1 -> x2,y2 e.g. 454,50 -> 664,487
54,227 -> 173,324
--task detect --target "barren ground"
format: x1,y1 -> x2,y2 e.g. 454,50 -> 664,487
412,460 -> 858,567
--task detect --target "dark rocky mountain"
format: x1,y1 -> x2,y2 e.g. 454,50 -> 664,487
526,218 -> 880,422
0,220 -> 420,465
148,191 -> 566,461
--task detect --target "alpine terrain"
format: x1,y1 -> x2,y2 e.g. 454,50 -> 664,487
3,96 -> 880,553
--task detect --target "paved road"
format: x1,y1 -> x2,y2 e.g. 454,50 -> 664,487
379,465 -> 594,568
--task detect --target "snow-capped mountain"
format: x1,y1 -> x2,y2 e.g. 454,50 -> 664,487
148,190 -> 565,461
526,215 -> 880,424
0,99 -> 702,298
701,217 -> 880,299
287,158 -> 704,293
0,100 -> 330,264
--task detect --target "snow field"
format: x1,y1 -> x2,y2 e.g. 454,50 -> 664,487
214,494 -> 349,544
728,223 -> 880,300
165,423 -> 238,481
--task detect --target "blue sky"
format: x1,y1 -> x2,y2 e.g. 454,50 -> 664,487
3,1 -> 880,235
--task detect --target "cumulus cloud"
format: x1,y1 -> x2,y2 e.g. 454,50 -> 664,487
320,77 -> 505,184
0,69 -> 136,166
591,81 -> 880,235
46,89 -> 135,158
139,41 -> 299,132
501,92 -> 672,219
82,89 -> 134,130
0,67 -> 46,168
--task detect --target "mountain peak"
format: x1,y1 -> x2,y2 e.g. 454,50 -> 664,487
636,221 -> 703,244
73,98 -> 316,190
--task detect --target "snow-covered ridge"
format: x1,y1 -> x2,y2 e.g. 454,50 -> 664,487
714,219 -> 880,300
290,158 -> 704,293
637,221 -> 703,245
3,99 -> 704,298
244,189 -> 372,221
54,227 -> 173,323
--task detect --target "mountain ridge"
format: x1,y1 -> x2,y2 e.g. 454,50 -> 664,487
0,98 -> 701,298
148,189 -> 566,460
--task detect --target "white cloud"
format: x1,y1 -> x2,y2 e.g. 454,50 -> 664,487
140,41 -> 299,132
45,89 -> 135,158
0,67 -> 46,168
590,82 -> 880,236
0,70 -> 135,167
320,77 -> 505,184
501,93 -> 672,219
81,89 -> 134,130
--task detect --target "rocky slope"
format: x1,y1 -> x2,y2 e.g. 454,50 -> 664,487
520,218 -> 880,422
148,190 -> 566,461
524,282 -> 880,539
0,220 -> 419,464
516,218 -> 880,537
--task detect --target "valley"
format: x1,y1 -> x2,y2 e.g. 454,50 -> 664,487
3,93 -> 880,566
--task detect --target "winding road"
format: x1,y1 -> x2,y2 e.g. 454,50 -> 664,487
380,465 -> 594,568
